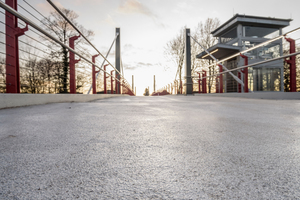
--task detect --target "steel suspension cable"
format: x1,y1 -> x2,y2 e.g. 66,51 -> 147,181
46,0 -> 123,77
87,34 -> 118,94
0,2 -> 122,83
22,0 -> 63,32
188,33 -> 245,88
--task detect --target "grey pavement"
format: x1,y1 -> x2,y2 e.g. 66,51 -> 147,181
0,96 -> 300,199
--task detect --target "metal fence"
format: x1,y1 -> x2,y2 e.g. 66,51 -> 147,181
0,0 -> 134,96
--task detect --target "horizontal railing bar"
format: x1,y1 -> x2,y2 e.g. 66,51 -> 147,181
193,51 -> 300,80
0,1 -> 121,82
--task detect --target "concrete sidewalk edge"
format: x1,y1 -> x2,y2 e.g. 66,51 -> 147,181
0,94 -> 128,109
194,92 -> 300,100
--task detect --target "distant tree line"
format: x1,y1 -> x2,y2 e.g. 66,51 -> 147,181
165,18 -> 220,94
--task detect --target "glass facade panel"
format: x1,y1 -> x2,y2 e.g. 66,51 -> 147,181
248,67 -> 281,91
242,42 -> 280,60
219,26 -> 237,44
243,26 -> 279,39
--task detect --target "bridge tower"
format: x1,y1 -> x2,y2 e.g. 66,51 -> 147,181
115,28 -> 121,94
185,28 -> 193,95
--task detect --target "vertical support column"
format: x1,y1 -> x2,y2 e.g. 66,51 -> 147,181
118,76 -> 123,94
185,28 -> 193,95
197,72 -> 201,93
92,54 -> 99,94
5,0 -> 28,93
115,72 -> 117,94
111,70 -> 114,94
224,73 -> 227,93
218,64 -> 223,93
153,75 -> 156,93
69,35 -> 80,94
237,24 -> 243,46
216,75 -> 220,93
240,54 -> 249,93
180,80 -> 183,94
238,72 -> 241,93
132,75 -> 134,93
202,70 -> 207,94
115,28 -> 121,94
285,38 -> 296,92
280,29 -> 284,92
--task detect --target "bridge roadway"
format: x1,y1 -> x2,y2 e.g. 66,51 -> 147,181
0,96 -> 300,199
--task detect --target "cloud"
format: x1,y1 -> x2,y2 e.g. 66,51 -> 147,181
117,0 -> 155,17
117,0 -> 166,28
69,0 -> 104,5
124,62 -> 154,70
124,44 -> 134,50
104,15 -> 117,26
36,1 -> 63,13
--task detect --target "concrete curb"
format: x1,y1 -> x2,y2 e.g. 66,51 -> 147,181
194,92 -> 300,100
0,94 -> 128,109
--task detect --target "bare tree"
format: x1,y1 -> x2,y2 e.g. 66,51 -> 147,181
0,57 -> 5,93
193,18 -> 220,93
41,8 -> 94,93
165,27 -> 185,93
165,18 -> 220,93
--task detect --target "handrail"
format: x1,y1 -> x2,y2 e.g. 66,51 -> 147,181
0,1 -> 120,82
194,51 -> 300,80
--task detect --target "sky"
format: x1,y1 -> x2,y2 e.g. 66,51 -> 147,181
15,0 -> 300,95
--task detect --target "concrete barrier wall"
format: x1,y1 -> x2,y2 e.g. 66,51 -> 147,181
0,94 -> 128,109
194,92 -> 300,100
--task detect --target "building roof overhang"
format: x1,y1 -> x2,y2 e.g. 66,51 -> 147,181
212,14 -> 292,37
196,44 -> 241,60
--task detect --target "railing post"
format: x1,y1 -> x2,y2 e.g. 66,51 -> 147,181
180,80 -> 183,94
132,75 -> 134,93
197,72 -> 201,93
5,0 -> 28,93
218,64 -> 223,93
240,54 -> 249,93
118,76 -> 123,94
103,64 -> 109,94
216,76 -> 219,93
202,70 -> 207,94
111,70 -> 114,94
115,72 -> 118,94
92,54 -> 99,94
115,28 -> 121,94
285,37 -> 296,92
69,35 -> 80,94
238,72 -> 242,93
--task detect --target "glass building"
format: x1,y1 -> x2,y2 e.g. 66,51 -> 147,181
196,14 -> 292,92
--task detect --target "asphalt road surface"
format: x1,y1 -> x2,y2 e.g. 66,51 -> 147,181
1,96 -> 300,199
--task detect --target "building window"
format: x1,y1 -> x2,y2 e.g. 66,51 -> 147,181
243,26 -> 280,39
219,26 -> 237,44
242,42 -> 280,60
